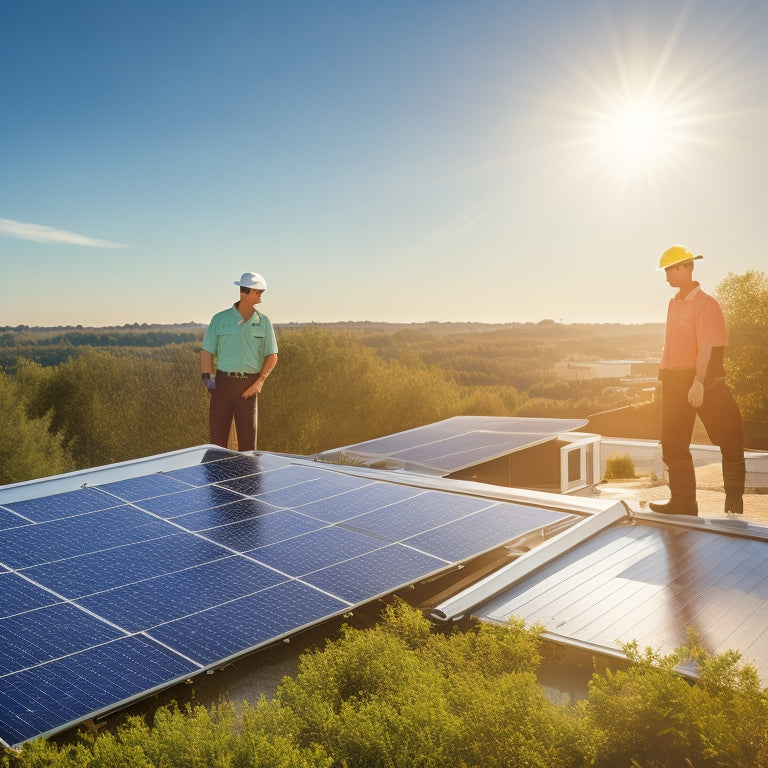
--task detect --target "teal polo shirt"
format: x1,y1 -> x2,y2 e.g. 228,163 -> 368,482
202,305 -> 278,373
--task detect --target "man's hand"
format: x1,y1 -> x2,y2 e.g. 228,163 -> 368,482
687,379 -> 704,408
242,377 -> 265,399
202,373 -> 216,391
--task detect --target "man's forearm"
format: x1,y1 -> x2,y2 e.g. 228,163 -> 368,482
201,350 -> 215,375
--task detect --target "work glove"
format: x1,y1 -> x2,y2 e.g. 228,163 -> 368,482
687,379 -> 704,408
202,373 -> 216,391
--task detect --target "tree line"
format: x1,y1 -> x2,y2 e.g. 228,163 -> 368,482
1,270 -> 765,486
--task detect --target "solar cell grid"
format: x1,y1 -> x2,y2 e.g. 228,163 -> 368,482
21,534 -> 231,599
76,556 -> 287,633
218,463 -> 326,496
163,452 -> 281,486
405,503 -> 566,561
294,482 -> 424,523
247,475 -> 373,509
171,497 -> 280,532
303,544 -> 449,604
0,603 -> 124,675
198,509 -> 327,552
148,580 -> 349,666
97,473 -> 194,502
319,416 -> 588,474
134,484 -> 245,519
0,507 -> 30,530
0,573 -> 61,617
0,506 -> 171,569
340,490 -> 493,540
0,447 -> 576,748
247,525 -> 385,576
0,635 -> 199,748
2,487 -> 121,523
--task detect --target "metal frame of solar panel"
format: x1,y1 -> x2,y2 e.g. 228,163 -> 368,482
0,445 -> 576,748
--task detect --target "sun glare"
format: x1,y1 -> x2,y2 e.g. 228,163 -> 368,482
541,5 -> 736,191
604,100 -> 668,160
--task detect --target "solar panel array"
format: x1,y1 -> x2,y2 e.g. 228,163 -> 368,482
317,416 -> 589,474
0,449 -> 574,748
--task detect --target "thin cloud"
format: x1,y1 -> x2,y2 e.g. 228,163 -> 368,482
0,218 -> 127,248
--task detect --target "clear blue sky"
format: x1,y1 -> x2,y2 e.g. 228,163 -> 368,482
1,0 -> 767,327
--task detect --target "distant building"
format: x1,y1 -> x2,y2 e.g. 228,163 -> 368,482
555,359 -> 635,380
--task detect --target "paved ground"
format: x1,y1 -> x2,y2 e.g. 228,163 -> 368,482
594,462 -> 768,523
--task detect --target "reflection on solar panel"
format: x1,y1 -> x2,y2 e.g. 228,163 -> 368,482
316,416 -> 588,474
0,447 -> 575,748
472,520 -> 768,685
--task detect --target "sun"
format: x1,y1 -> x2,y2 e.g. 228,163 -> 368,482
537,6 -> 728,189
602,99 -> 671,163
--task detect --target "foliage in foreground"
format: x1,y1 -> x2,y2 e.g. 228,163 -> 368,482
4,601 -> 767,768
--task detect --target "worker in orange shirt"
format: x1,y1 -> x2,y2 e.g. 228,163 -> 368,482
649,246 -> 745,516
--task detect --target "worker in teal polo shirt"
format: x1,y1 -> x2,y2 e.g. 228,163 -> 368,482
200,272 -> 278,451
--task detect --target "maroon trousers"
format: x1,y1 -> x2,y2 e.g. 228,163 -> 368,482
208,373 -> 259,451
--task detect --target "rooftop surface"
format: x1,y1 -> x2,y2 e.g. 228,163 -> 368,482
595,462 -> 767,524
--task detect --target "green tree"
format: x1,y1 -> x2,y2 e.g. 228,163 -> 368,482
260,328 -> 462,455
0,368 -> 74,484
22,347 -> 207,470
716,270 -> 768,447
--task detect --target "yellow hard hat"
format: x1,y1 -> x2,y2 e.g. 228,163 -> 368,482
658,245 -> 703,270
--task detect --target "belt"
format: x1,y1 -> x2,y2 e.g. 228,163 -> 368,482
218,371 -> 257,378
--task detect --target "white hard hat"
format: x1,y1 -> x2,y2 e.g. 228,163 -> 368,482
234,272 -> 267,291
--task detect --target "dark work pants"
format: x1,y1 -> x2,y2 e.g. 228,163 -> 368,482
660,370 -> 745,501
208,373 -> 259,451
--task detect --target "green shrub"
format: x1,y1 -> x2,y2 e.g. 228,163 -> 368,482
603,452 -> 636,480
4,605 -> 767,768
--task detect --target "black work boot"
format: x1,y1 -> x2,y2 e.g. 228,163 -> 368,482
648,498 -> 699,516
650,463 -> 698,516
723,459 -> 746,515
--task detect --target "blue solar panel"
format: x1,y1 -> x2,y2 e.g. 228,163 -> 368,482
198,509 -> 327,551
318,416 -> 588,475
404,503 -> 566,561
0,573 -> 61,617
0,635 -> 199,748
218,464 -> 324,496
98,473 -> 193,502
0,506 -> 172,569
303,545 -> 449,604
2,487 -> 121,523
134,485 -> 245,519
340,491 -> 493,540
170,497 -> 279,532
77,556 -> 287,632
148,580 -> 349,666
0,507 -> 29,530
21,534 -> 231,598
294,482 -> 425,523
0,448 -> 576,748
248,526 -> 385,576
0,603 -> 123,675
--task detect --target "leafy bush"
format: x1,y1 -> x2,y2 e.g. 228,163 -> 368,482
580,633 -> 768,768
3,603 -> 767,768
603,452 -> 635,480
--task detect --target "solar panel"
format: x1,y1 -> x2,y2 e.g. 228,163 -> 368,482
472,521 -> 768,685
0,447 -> 576,748
316,415 -> 588,474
